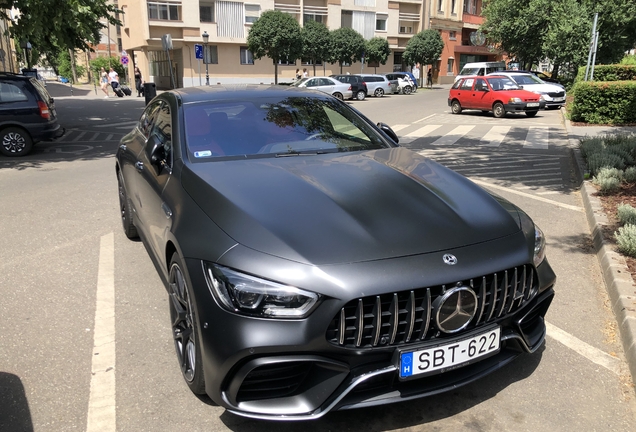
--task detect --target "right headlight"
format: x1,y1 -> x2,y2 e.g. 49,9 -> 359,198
203,262 -> 320,319
533,226 -> 546,266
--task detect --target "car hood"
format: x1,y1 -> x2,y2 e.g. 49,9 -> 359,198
182,147 -> 521,265
517,82 -> 564,93
496,89 -> 541,100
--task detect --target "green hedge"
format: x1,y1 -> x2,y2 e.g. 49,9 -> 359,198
575,64 -> 636,84
570,81 -> 636,124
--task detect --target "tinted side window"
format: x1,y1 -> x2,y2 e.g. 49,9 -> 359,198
0,82 -> 28,102
138,102 -> 161,138
451,79 -> 463,90
147,102 -> 172,167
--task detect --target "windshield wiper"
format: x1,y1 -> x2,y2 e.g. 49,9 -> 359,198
274,149 -> 336,157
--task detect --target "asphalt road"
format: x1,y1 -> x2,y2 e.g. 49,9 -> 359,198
1,83 -> 635,432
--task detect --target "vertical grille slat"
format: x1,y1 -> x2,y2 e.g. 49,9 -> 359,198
328,264 -> 539,348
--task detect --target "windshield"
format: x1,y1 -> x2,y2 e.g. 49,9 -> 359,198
509,74 -> 543,85
184,96 -> 388,161
459,67 -> 481,76
487,77 -> 520,91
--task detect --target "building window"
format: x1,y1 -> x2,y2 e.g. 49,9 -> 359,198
200,3 -> 214,22
399,26 -> 413,34
341,10 -> 352,28
354,0 -> 375,5
376,14 -> 387,31
302,58 -> 323,65
148,50 -> 171,77
303,14 -> 323,24
206,45 -> 219,64
148,2 -> 181,21
449,31 -> 456,40
452,0 -> 457,14
464,0 -> 477,14
447,58 -> 455,74
240,47 -> 254,64
438,0 -> 443,12
245,4 -> 260,24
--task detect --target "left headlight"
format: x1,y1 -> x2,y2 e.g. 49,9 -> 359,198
508,97 -> 523,103
534,226 -> 546,266
203,262 -> 320,318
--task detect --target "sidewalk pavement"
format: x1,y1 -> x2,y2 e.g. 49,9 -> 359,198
563,112 -> 636,387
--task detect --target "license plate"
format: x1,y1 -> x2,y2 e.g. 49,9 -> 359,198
554,97 -> 564,101
527,102 -> 540,107
399,327 -> 500,378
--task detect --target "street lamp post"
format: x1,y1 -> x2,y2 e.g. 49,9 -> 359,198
202,31 -> 209,86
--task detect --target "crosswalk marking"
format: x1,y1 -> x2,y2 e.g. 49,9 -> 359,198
403,124 -> 442,141
389,124 -> 410,132
524,126 -> 550,149
480,126 -> 510,147
431,125 -> 475,145
73,131 -> 87,142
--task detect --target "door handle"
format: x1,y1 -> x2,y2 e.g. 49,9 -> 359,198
119,144 -> 127,151
161,202 -> 172,219
135,161 -> 144,172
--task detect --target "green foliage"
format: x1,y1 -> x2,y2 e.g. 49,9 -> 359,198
89,57 -> 125,84
301,20 -> 330,74
592,168 -> 622,193
56,50 -> 86,83
365,37 -> 391,72
575,65 -> 636,83
617,203 -> 636,225
622,55 -> 636,66
570,81 -> 636,124
581,134 -> 636,175
615,224 -> 636,257
328,27 -> 366,72
403,30 -> 444,68
0,0 -> 121,68
624,167 -> 636,183
247,10 -> 303,83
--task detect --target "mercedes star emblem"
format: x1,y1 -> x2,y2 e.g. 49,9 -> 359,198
443,254 -> 458,265
433,286 -> 478,333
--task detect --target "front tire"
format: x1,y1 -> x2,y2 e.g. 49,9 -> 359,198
374,88 -> 384,97
0,127 -> 33,157
526,110 -> 538,118
493,102 -> 506,118
355,90 -> 366,101
169,253 -> 206,395
451,100 -> 462,114
117,171 -> 139,239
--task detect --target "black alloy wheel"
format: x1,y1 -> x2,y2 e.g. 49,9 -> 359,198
374,88 -> 384,97
451,100 -> 462,114
169,254 -> 205,394
0,127 -> 33,157
117,171 -> 139,239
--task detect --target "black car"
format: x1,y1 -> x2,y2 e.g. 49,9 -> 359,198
330,74 -> 367,100
0,73 -> 63,156
116,85 -> 555,420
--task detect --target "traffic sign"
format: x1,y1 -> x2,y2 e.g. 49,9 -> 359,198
121,50 -> 128,57
120,56 -> 129,65
195,44 -> 203,60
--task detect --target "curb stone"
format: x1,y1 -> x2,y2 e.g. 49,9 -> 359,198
563,111 -> 636,386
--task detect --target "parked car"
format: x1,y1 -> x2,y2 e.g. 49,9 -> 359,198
396,75 -> 416,94
0,73 -> 63,156
360,74 -> 395,97
505,70 -> 563,86
116,84 -> 555,420
455,61 -> 506,82
330,74 -> 367,100
292,76 -> 352,100
385,72 -> 418,92
58,76 -> 69,83
489,71 -> 565,109
449,75 -> 545,118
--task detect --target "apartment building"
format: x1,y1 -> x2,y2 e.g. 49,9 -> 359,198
118,0 -> 499,88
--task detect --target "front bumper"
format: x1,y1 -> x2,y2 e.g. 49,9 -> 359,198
503,101 -> 546,112
185,254 -> 556,420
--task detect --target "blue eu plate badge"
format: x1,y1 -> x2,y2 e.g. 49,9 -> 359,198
401,352 -> 413,377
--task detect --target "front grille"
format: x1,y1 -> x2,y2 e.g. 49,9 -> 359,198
327,264 -> 537,349
547,91 -> 565,98
236,362 -> 312,402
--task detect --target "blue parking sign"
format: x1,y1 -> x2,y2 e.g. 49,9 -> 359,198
195,44 -> 203,60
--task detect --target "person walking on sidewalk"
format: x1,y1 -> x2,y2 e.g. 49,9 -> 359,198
426,68 -> 433,89
100,67 -> 109,98
108,67 -> 119,91
134,67 -> 144,97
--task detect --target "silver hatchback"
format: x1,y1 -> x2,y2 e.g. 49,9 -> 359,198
360,74 -> 395,97
293,76 -> 352,100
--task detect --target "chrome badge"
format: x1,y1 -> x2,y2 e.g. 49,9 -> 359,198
442,254 -> 458,265
433,286 -> 478,333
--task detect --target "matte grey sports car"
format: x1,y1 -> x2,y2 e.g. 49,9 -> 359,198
115,85 -> 555,420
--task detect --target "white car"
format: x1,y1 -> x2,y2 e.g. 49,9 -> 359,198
489,71 -> 565,109
292,76 -> 352,100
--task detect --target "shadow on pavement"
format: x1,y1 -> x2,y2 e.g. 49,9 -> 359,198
0,372 -> 33,432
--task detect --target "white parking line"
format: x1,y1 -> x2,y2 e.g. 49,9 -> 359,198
414,114 -> 436,123
546,322 -> 622,375
86,233 -> 116,432
390,124 -> 410,132
402,124 -> 442,143
480,126 -> 511,147
524,126 -> 550,149
95,121 -> 137,128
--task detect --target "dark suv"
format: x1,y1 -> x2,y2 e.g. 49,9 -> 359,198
0,73 -> 63,156
330,74 -> 367,100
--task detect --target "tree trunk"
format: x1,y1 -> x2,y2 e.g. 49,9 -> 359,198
551,63 -> 560,81
69,48 -> 78,84
340,62 -> 343,74
313,59 -> 316,76
274,60 -> 278,84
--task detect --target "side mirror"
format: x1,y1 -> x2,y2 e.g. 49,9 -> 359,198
147,134 -> 166,167
377,122 -> 399,145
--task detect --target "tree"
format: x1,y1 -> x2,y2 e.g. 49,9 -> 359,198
247,10 -> 302,84
328,27 -> 366,73
403,30 -> 444,82
0,1 -> 121,70
584,0 -> 636,65
365,37 -> 391,74
57,50 -> 86,83
301,20 -> 330,77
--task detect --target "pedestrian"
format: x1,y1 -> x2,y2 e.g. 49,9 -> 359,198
134,66 -> 144,97
426,68 -> 433,88
302,68 -> 308,78
100,67 -> 109,98
412,65 -> 420,88
108,67 -> 119,91
295,68 -> 301,80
